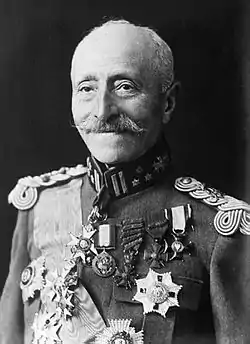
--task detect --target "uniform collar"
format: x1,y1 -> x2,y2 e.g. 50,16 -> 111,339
86,136 -> 171,199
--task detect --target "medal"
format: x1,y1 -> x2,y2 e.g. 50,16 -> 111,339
164,205 -> 194,261
114,251 -> 139,289
114,219 -> 144,289
41,262 -> 79,320
133,269 -> 182,317
144,219 -> 169,268
66,224 -> 97,266
20,256 -> 46,302
95,319 -> 144,344
32,311 -> 62,344
169,234 -> 194,261
144,240 -> 168,268
94,222 -> 116,250
92,250 -> 116,277
91,221 -> 117,277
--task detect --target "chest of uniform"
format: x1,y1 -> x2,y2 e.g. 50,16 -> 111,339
30,184 -> 208,343
78,213 -> 205,344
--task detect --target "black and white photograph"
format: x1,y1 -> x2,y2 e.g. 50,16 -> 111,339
0,1 -> 249,343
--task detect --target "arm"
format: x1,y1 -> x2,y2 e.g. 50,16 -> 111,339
210,234 -> 250,344
0,211 -> 30,344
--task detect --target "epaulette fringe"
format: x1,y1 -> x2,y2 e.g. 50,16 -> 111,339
8,165 -> 87,211
175,177 -> 250,236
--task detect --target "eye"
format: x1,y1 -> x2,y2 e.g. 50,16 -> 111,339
77,82 -> 96,100
114,80 -> 138,96
118,83 -> 134,91
78,85 -> 94,93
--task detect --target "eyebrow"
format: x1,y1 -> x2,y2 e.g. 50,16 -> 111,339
76,74 -> 98,85
75,72 -> 143,88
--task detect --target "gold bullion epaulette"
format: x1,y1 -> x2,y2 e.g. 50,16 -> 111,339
174,177 -> 250,236
8,164 -> 87,211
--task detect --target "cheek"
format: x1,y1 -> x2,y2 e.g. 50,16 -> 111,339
125,97 -> 162,128
72,96 -> 92,123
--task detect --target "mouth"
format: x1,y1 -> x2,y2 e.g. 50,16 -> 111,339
90,130 -> 128,136
90,129 -> 130,134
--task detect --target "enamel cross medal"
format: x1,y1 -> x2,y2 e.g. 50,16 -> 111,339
92,221 -> 117,277
66,224 -> 98,266
133,269 -> 182,317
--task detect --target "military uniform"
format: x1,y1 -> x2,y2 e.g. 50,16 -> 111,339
0,137 -> 250,344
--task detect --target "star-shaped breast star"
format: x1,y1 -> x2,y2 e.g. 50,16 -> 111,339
20,256 -> 46,302
95,319 -> 144,344
133,269 -> 182,317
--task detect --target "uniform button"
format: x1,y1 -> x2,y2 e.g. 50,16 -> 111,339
182,177 -> 192,184
102,300 -> 109,308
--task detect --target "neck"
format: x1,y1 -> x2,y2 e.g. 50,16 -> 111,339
87,135 -> 171,199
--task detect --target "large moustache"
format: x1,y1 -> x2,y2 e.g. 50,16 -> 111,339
76,113 -> 147,135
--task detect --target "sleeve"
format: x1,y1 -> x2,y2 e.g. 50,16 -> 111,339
0,210 -> 30,344
210,233 -> 250,343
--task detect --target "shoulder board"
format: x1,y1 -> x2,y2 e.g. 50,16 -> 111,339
174,177 -> 250,236
8,165 -> 87,211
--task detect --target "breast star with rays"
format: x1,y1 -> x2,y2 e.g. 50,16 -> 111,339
95,319 -> 144,344
133,269 -> 182,317
20,255 -> 46,303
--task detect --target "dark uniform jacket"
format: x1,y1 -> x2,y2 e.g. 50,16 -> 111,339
0,139 -> 250,344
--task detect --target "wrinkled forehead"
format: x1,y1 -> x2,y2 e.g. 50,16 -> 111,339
71,25 -> 155,83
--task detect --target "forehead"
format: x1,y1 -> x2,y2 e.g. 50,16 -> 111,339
71,25 -> 154,84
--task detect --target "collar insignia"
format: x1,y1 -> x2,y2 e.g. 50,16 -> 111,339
95,319 -> 144,344
133,269 -> 182,317
87,136 -> 171,199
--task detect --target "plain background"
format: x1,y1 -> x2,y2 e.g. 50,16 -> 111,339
0,0 -> 249,292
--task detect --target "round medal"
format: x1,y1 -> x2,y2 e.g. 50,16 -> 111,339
147,282 -> 169,304
171,240 -> 184,253
110,331 -> 133,344
79,238 -> 91,251
92,251 -> 116,277
21,266 -> 35,287
95,319 -> 144,344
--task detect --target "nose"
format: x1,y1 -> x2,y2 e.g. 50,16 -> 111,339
94,88 -> 118,120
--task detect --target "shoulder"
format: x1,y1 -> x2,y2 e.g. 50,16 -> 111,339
8,164 -> 88,211
174,176 -> 250,236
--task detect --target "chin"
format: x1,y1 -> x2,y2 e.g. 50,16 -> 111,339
84,132 -> 143,164
91,147 -> 134,164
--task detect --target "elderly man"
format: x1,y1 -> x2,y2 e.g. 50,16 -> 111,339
0,19 -> 249,344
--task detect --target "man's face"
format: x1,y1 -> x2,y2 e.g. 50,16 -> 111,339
71,25 -> 167,164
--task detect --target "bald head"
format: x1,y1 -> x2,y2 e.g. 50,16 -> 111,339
71,20 -> 174,93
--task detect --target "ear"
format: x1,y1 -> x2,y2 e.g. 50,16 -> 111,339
162,81 -> 180,124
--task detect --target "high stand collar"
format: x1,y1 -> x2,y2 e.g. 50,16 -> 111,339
87,136 -> 171,200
